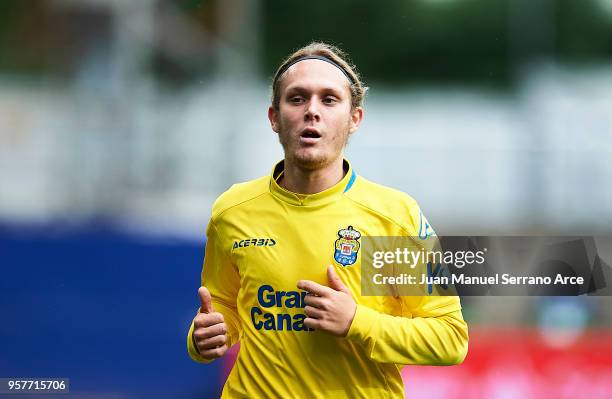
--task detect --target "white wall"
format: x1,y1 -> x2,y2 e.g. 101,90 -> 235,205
1,64 -> 611,236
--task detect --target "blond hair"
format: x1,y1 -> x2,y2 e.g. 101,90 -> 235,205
271,42 -> 367,110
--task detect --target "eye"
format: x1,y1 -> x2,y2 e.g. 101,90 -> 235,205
289,96 -> 304,104
323,96 -> 337,105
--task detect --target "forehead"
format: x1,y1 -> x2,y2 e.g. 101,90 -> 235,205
279,59 -> 351,95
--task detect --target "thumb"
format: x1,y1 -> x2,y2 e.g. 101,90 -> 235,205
327,265 -> 350,294
198,286 -> 215,314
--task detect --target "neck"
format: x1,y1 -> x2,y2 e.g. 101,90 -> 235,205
279,157 -> 345,194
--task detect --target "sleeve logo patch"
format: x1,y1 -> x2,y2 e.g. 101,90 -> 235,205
333,225 -> 361,267
418,211 -> 436,240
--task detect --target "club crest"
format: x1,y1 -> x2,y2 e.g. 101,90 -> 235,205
333,225 -> 361,267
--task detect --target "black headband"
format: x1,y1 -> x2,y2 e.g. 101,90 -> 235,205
274,55 -> 356,86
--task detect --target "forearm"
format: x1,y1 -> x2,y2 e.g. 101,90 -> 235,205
346,305 -> 468,365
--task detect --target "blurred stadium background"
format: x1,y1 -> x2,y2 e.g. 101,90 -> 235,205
1,0 -> 612,398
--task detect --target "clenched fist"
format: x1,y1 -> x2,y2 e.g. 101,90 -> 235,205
192,286 -> 228,360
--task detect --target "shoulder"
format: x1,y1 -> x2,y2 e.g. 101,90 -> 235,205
345,175 -> 433,237
349,175 -> 419,208
211,175 -> 269,221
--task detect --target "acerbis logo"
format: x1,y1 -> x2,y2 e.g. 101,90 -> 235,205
233,238 -> 276,249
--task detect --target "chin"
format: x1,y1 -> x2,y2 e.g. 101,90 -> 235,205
291,149 -> 331,170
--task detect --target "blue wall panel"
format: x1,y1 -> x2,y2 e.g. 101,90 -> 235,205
0,224 -> 223,399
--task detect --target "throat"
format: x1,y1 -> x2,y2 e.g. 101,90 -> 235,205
279,158 -> 347,195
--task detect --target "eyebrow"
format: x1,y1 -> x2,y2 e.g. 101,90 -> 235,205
285,85 -> 346,97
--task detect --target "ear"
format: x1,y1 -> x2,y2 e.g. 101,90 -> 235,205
348,106 -> 364,135
268,106 -> 280,133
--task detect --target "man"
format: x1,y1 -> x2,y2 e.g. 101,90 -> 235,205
187,42 -> 468,398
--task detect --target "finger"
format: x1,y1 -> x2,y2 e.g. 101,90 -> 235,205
303,294 -> 327,309
198,286 -> 215,314
297,280 -> 333,297
327,265 -> 350,293
195,312 -> 224,328
200,344 -> 228,359
304,317 -> 320,331
200,334 -> 227,350
304,305 -> 324,319
199,322 -> 227,339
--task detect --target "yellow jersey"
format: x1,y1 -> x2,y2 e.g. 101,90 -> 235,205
187,159 -> 468,398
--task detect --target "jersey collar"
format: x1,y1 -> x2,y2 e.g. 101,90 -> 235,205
269,159 -> 356,206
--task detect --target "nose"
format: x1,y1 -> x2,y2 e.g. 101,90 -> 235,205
304,100 -> 321,123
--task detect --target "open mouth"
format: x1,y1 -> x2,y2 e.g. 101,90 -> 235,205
301,131 -> 320,138
300,128 -> 322,142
